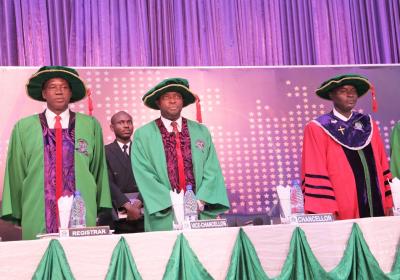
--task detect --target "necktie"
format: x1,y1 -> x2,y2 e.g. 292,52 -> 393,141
171,121 -> 186,192
55,115 -> 63,227
122,144 -> 129,157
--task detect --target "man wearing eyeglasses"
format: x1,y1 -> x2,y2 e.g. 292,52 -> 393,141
301,74 -> 393,220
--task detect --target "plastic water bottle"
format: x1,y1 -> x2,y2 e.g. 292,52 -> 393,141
69,191 -> 86,228
290,179 -> 304,214
183,185 -> 198,224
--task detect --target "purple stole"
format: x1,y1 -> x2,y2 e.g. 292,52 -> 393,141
39,111 -> 76,233
156,118 -> 196,193
314,111 -> 372,148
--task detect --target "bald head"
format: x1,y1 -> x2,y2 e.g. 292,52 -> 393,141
110,111 -> 134,143
111,111 -> 133,124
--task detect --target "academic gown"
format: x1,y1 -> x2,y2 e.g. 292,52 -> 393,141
391,122 -> 400,178
132,118 -> 230,231
1,113 -> 112,240
301,112 -> 393,219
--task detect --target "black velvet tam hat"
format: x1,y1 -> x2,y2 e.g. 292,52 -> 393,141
316,74 -> 371,100
142,78 -> 196,110
26,66 -> 86,103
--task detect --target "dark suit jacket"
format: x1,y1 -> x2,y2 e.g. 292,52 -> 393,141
98,140 -> 144,233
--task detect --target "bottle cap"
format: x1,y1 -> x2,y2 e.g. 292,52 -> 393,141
292,179 -> 300,186
74,190 -> 81,196
186,185 -> 192,191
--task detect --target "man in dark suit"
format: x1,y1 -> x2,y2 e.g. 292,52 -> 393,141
99,111 -> 144,233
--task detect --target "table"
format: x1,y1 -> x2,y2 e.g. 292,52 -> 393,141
0,216 -> 399,279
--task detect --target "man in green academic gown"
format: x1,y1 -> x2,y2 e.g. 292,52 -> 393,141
131,78 -> 230,231
1,66 -> 112,240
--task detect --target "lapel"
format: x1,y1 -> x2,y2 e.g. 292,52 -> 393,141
111,140 -> 132,171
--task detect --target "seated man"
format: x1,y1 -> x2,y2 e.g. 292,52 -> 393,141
99,111 -> 144,233
132,78 -> 230,231
301,74 -> 393,219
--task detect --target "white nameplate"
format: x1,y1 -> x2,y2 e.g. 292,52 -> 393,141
190,219 -> 228,229
59,226 -> 111,238
289,213 -> 335,224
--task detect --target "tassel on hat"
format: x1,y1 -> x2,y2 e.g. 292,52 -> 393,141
141,77 -> 202,122
370,85 -> 378,112
195,95 -> 202,123
316,74 -> 378,113
87,88 -> 94,116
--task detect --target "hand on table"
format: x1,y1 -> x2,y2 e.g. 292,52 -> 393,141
123,201 -> 143,221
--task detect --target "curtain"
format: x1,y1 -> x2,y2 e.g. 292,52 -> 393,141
1,0 -> 399,66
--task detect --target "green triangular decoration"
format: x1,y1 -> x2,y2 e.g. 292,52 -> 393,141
32,239 -> 75,280
105,237 -> 142,280
162,233 -> 213,280
277,227 -> 329,280
225,228 -> 269,280
388,240 -> 400,279
329,223 -> 387,280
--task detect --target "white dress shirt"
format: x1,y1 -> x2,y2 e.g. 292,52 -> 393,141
117,141 -> 131,156
45,108 -> 70,129
161,116 -> 182,133
333,107 -> 353,122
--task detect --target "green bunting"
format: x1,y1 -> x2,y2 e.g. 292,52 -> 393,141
330,223 -> 388,280
225,228 -> 269,280
29,223 -> 400,279
105,237 -> 142,280
32,239 -> 75,280
163,233 -> 213,280
277,227 -> 329,280
389,241 -> 400,280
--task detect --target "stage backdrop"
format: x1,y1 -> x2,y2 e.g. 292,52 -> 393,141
0,65 -> 399,217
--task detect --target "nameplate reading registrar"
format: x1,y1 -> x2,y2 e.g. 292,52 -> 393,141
59,226 -> 111,238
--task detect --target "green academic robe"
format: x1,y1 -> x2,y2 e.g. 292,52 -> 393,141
391,122 -> 400,178
132,119 -> 230,231
1,113 -> 112,240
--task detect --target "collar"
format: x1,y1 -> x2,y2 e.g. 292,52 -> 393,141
45,108 -> 70,129
161,116 -> 182,133
117,140 -> 131,151
46,108 -> 70,119
333,107 -> 353,122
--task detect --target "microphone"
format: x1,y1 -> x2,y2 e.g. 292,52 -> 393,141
243,217 -> 264,226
